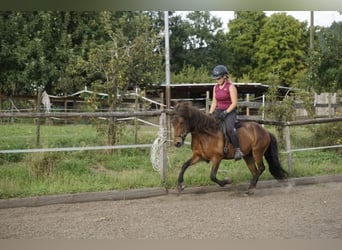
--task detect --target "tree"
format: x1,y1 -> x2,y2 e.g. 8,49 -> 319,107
0,11 -> 80,96
67,11 -> 163,145
168,12 -> 193,73
226,11 -> 267,81
171,65 -> 211,83
55,11 -> 104,94
169,11 -> 224,77
311,22 -> 342,93
0,11 -> 37,95
253,13 -> 308,87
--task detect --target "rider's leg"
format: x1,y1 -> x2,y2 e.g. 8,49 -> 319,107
225,111 -> 243,160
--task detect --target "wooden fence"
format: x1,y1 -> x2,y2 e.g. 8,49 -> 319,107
239,116 -> 342,174
0,110 -> 168,181
1,111 -> 342,178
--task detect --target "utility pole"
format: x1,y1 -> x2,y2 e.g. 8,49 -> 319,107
309,11 -> 315,91
164,11 -> 171,142
164,11 -> 171,111
310,11 -> 314,50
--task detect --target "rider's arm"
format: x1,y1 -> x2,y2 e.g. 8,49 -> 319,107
209,86 -> 217,114
226,85 -> 238,113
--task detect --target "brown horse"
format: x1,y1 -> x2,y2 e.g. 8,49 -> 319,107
171,101 -> 288,194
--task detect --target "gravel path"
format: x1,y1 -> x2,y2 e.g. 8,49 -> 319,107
0,182 -> 341,239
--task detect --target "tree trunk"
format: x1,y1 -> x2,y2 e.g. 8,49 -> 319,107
107,84 -> 117,153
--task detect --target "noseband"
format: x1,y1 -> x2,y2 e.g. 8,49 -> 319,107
175,119 -> 188,143
176,129 -> 188,143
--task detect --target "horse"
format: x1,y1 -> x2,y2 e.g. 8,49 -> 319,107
171,101 -> 288,194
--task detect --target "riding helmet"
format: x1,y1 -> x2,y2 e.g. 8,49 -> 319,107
211,65 -> 229,79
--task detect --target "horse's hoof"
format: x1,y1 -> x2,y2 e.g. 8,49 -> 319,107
224,177 -> 233,185
245,189 -> 255,195
177,183 -> 185,192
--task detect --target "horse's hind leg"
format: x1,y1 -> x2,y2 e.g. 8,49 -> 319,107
244,155 -> 264,194
253,153 -> 266,188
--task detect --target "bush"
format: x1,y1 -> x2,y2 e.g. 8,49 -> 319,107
309,122 -> 342,152
27,152 -> 58,178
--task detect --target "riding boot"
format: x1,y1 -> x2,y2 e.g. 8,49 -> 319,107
234,148 -> 243,161
230,131 -> 243,161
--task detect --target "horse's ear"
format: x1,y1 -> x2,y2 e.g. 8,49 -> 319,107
183,101 -> 192,107
176,101 -> 192,109
174,101 -> 184,111
174,102 -> 179,111
167,109 -> 175,115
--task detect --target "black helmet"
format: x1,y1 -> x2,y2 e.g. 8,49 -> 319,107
211,65 -> 229,79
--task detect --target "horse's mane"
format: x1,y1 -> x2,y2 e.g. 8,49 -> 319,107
174,101 -> 219,133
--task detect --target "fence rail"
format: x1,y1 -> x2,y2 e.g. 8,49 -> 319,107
1,111 -> 341,178
239,116 -> 342,174
0,110 -> 162,119
0,110 -> 168,180
238,116 -> 342,126
0,144 -> 154,154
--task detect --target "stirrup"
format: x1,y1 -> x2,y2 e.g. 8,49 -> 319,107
234,148 -> 243,161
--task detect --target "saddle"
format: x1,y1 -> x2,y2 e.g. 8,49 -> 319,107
218,120 -> 241,155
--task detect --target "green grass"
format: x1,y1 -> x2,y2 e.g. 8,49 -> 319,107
0,122 -> 341,199
290,150 -> 342,177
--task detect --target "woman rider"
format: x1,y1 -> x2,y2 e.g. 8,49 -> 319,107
208,65 -> 243,160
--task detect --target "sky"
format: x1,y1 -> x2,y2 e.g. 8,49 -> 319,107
210,11 -> 342,28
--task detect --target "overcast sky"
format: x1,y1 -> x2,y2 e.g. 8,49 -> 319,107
210,11 -> 342,28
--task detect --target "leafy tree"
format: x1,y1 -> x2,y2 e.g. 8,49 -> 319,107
226,11 -> 267,81
66,11 -> 163,145
0,11 -> 36,95
168,13 -> 194,73
0,11 -> 75,95
311,22 -> 342,93
169,11 -> 224,76
65,11 -> 164,93
171,65 -> 211,83
56,11 -> 104,94
260,73 -> 295,149
0,11 -> 163,99
253,13 -> 308,87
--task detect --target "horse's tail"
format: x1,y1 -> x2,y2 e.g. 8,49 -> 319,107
264,132 -> 288,180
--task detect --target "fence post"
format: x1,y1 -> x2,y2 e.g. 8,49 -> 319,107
35,88 -> 42,148
134,88 -> 139,144
246,93 -> 250,116
261,94 -> 265,127
160,112 -> 167,182
285,124 -> 293,175
206,91 -> 210,113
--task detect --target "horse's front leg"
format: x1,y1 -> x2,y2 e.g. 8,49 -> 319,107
210,158 -> 232,187
177,155 -> 201,191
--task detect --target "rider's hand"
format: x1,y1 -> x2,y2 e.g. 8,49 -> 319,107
218,110 -> 228,120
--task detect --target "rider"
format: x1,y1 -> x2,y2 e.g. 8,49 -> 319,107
208,65 -> 243,160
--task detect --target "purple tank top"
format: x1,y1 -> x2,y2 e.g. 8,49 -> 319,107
215,80 -> 232,110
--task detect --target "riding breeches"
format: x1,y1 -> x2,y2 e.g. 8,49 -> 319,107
215,109 -> 240,148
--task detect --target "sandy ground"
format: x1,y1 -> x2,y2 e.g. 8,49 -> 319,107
0,181 -> 341,239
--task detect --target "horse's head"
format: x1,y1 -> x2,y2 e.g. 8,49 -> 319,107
171,113 -> 188,147
171,102 -> 192,147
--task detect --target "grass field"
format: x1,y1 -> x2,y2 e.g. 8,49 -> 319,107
0,121 -> 341,198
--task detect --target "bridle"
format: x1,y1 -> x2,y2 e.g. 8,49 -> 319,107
175,128 -> 188,143
174,118 -> 189,143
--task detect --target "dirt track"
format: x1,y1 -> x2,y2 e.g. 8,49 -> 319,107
0,181 -> 341,239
